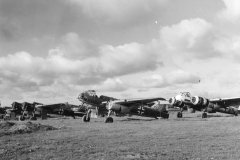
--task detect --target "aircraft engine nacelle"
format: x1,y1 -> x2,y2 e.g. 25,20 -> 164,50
218,107 -> 238,115
191,96 -> 209,107
107,102 -> 130,114
169,97 -> 184,108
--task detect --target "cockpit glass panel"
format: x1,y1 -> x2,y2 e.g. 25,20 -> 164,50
86,90 -> 96,96
181,92 -> 191,98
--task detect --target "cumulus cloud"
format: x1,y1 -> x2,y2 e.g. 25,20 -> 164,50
159,18 -> 218,59
94,78 -> 128,92
218,0 -> 240,22
100,42 -> 161,76
135,70 -> 200,89
139,74 -> 167,88
166,70 -> 200,84
0,31 -> 165,99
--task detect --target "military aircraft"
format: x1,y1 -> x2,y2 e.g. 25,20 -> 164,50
35,102 -> 86,119
78,90 -> 169,123
169,92 -> 240,118
2,101 -> 41,121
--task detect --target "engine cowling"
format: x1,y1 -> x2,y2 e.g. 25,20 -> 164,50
191,96 -> 209,107
107,101 -> 130,114
169,97 -> 177,106
169,97 -> 184,108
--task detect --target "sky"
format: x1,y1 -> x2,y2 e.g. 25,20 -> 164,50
1,0 -> 240,106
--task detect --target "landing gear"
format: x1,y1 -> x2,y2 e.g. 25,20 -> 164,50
177,112 -> 183,118
19,115 -> 25,121
104,117 -> 113,123
82,115 -> 90,122
82,109 -> 91,122
105,110 -> 113,123
202,112 -> 207,118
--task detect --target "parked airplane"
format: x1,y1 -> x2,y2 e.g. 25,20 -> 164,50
35,102 -> 86,119
78,90 -> 169,123
169,92 -> 239,118
2,101 -> 42,121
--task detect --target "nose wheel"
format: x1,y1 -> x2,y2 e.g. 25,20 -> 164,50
82,109 -> 91,122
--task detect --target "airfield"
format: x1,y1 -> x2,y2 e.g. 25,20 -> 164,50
1,110 -> 240,160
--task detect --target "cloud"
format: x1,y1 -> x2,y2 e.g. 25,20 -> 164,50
213,35 -> 240,61
135,70 -> 200,89
218,0 -> 240,22
159,18 -> 218,59
59,32 -> 99,60
0,31 -> 165,98
166,70 -> 200,84
94,78 -> 128,92
99,42 -> 161,76
139,74 -> 167,88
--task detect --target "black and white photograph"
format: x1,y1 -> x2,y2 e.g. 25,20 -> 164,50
1,0 -> 240,159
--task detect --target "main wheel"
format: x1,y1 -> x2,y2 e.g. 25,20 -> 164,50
82,115 -> 90,122
202,112 -> 207,118
104,117 -> 113,123
19,115 -> 25,121
177,112 -> 183,118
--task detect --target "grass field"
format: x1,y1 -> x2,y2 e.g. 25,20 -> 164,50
1,111 -> 240,160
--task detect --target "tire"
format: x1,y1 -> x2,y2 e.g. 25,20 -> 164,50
104,117 -> 113,123
177,112 -> 182,118
202,112 -> 207,118
82,115 -> 90,122
19,115 -> 25,121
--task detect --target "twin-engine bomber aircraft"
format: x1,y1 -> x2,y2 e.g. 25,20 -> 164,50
169,92 -> 239,118
78,90 -> 169,123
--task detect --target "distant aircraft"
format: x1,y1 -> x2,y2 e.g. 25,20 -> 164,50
3,101 -> 41,121
35,102 -> 86,119
78,90 -> 169,123
169,92 -> 239,118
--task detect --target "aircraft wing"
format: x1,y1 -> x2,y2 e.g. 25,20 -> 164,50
36,103 -> 78,110
210,97 -> 240,106
112,97 -> 166,106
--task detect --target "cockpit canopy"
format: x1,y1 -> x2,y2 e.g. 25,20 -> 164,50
85,90 -> 96,97
181,92 -> 191,98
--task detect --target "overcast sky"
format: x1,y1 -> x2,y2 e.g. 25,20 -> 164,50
1,0 -> 240,106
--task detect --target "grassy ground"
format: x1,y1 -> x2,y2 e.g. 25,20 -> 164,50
1,111 -> 240,160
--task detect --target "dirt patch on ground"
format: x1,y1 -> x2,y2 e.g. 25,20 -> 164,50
0,121 -> 57,136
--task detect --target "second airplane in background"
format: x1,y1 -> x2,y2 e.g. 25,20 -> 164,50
78,90 -> 169,123
169,92 -> 239,118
